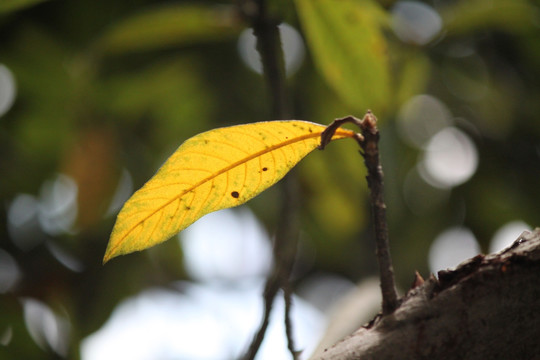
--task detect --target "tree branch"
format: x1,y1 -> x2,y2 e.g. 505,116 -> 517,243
313,228 -> 540,359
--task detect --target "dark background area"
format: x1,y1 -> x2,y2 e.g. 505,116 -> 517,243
1,0 -> 540,358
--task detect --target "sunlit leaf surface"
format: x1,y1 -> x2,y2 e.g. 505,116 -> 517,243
294,0 -> 390,114
104,121 -> 355,262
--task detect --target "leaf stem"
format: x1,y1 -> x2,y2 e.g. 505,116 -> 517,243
320,111 -> 399,315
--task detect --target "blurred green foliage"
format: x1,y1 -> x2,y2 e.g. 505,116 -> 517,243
295,0 -> 391,114
1,0 -> 540,358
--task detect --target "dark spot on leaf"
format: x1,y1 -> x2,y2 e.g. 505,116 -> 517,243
185,206 -> 191,210
262,167 -> 268,171
231,191 -> 239,198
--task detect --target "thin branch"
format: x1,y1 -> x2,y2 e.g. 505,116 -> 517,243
242,271 -> 281,360
241,0 -> 290,119
274,173 -> 301,359
242,174 -> 300,360
240,0 -> 299,359
284,283 -> 299,359
358,111 -> 399,314
320,111 -> 399,315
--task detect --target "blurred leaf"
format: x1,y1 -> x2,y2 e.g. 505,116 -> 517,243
267,0 -> 297,24
295,69 -> 368,243
3,27 -> 75,184
61,127 -> 119,229
94,4 -> 244,55
0,0 -> 51,14
302,146 -> 366,241
441,0 -> 540,36
104,121 -> 355,262
99,57 -> 213,147
395,53 -> 431,107
295,0 -> 391,115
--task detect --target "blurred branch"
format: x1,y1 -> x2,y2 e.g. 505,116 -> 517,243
240,0 -> 290,119
242,175 -> 300,360
239,0 -> 298,359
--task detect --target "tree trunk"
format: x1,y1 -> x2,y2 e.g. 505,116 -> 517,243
314,229 -> 540,360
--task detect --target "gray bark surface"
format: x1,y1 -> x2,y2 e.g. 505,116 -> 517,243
314,229 -> 540,360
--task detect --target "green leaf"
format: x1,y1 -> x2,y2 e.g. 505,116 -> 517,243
100,57 -> 213,146
395,52 -> 431,107
295,0 -> 391,115
441,0 -> 540,36
0,0 -> 51,14
104,121 -> 355,263
94,4 -> 244,55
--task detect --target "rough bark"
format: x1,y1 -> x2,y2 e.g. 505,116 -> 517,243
314,228 -> 540,360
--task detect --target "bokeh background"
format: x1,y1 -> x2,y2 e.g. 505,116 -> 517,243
1,0 -> 539,359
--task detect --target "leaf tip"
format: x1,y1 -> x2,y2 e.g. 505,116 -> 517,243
102,236 -> 122,264
102,249 -> 115,265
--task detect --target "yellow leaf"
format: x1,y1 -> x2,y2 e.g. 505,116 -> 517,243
104,120 -> 354,263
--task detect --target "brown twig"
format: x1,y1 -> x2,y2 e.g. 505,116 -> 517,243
283,282 -> 299,358
319,116 -> 363,149
320,111 -> 399,315
358,111 -> 399,314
